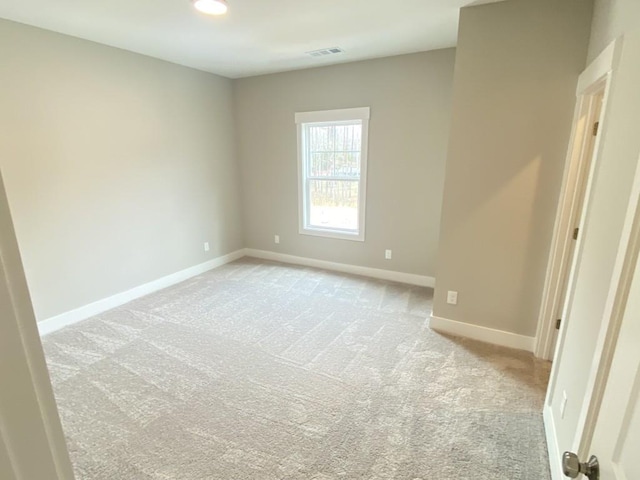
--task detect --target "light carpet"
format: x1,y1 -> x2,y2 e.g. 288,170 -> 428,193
43,257 -> 551,479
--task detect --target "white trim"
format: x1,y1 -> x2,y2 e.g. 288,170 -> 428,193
533,88 -> 607,360
298,225 -> 365,242
37,249 -> 245,336
244,248 -> 435,288
39,246 -> 436,337
543,405 -> 563,480
542,37 -> 634,476
0,172 -> 74,478
575,40 -> 619,94
295,107 -> 370,124
572,150 -> 640,457
428,315 -> 535,352
296,108 -> 370,242
534,38 -> 622,360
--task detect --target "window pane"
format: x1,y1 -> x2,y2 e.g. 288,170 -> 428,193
310,152 -> 333,177
307,123 -> 361,178
334,152 -> 360,177
308,180 -> 359,231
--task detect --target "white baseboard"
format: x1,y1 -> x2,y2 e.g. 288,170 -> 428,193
37,249 -> 245,336
428,315 -> 535,352
543,405 -> 563,480
39,248 -> 435,337
244,248 -> 435,288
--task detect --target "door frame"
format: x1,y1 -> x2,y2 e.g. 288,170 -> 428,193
540,38 -> 623,480
0,170 -> 74,479
534,40 -> 620,361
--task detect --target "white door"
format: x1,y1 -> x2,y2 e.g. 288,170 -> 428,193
587,256 -> 640,479
0,171 -> 74,479
549,92 -> 605,358
540,33 -> 640,478
571,216 -> 640,478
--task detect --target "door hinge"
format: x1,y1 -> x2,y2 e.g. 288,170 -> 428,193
556,319 -> 562,330
573,227 -> 579,240
592,121 -> 599,136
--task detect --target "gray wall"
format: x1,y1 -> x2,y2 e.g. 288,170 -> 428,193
433,0 -> 593,336
587,0 -> 640,62
234,50 -> 456,277
0,20 -> 244,321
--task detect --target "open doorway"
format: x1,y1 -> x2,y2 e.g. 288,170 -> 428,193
534,76 -> 609,361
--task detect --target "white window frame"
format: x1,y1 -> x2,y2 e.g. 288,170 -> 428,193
295,107 -> 370,242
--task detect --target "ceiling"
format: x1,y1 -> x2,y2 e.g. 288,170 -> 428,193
0,0 -> 500,79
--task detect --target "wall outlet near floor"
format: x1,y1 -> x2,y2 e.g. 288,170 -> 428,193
561,391 -> 568,419
447,290 -> 458,305
203,242 -> 210,252
274,235 -> 280,244
385,249 -> 392,260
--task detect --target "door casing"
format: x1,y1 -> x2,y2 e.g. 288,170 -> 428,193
541,37 -> 624,479
534,40 -> 620,361
0,170 -> 74,480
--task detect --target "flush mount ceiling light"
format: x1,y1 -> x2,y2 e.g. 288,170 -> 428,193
192,0 -> 228,16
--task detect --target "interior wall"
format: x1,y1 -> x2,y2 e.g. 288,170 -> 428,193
587,0 -> 640,62
0,19 -> 244,321
234,50 -> 455,278
432,0 -> 593,337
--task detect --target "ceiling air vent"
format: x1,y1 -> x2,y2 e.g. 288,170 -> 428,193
307,47 -> 344,58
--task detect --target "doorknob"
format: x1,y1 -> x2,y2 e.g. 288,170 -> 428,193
562,451 -> 599,480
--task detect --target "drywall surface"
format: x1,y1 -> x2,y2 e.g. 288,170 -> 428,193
0,19 -> 244,320
433,0 -> 593,336
587,0 -> 640,62
234,50 -> 455,277
549,10 -> 640,461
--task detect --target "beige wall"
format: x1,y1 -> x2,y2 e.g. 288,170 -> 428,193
234,50 -> 455,277
548,0 -> 640,460
587,0 -> 640,62
433,0 -> 593,337
0,20 -> 244,321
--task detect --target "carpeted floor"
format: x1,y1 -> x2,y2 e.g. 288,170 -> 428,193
43,258 -> 551,479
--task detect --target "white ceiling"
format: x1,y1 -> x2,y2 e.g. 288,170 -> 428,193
0,0 -> 496,79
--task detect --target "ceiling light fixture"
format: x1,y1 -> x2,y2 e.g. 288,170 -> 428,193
192,0 -> 228,16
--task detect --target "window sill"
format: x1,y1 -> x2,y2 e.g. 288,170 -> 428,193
299,226 -> 365,242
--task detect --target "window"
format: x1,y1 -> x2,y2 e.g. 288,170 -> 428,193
296,107 -> 370,241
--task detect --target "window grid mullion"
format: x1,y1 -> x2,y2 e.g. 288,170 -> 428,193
306,177 -> 359,182
305,125 -> 312,227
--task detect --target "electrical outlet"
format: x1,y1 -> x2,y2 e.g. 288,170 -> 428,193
385,249 -> 392,260
561,391 -> 568,419
274,235 -> 280,244
447,291 -> 458,305
203,242 -> 210,252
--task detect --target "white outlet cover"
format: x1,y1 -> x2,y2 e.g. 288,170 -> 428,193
447,291 -> 458,305
204,242 -> 210,252
274,235 -> 280,244
385,249 -> 392,259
